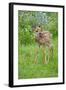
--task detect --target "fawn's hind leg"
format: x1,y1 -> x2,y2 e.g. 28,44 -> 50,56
34,48 -> 38,64
47,45 -> 53,63
43,46 -> 50,64
50,46 -> 53,60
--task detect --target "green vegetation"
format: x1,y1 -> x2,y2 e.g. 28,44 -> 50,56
18,11 -> 58,79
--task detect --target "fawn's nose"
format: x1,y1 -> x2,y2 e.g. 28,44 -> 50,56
39,32 -> 42,37
39,32 -> 42,35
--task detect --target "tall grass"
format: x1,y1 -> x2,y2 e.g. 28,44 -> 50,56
18,38 -> 58,79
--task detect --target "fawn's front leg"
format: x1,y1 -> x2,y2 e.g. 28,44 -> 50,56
42,47 -> 47,64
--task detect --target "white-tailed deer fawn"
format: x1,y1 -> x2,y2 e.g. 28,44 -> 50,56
33,26 -> 53,64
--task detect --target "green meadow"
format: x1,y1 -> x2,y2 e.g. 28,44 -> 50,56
18,11 -> 58,79
18,38 -> 58,79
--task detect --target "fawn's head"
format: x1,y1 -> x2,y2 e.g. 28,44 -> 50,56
33,26 -> 44,38
34,26 -> 42,33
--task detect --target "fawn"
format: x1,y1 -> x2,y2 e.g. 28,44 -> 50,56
33,26 -> 53,64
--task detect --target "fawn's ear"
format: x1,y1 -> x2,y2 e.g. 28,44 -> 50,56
32,27 -> 36,32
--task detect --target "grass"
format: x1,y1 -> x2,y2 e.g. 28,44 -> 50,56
18,38 -> 58,79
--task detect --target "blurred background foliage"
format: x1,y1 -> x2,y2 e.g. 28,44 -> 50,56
18,11 -> 58,45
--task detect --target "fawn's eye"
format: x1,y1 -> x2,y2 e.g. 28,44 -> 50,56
36,30 -> 38,32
